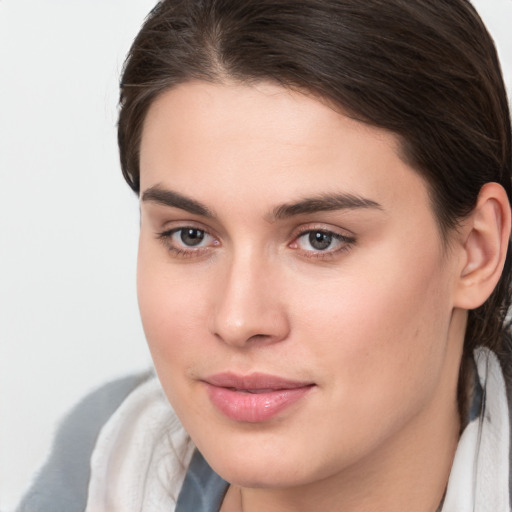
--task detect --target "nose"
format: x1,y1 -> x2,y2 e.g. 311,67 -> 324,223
211,251 -> 290,348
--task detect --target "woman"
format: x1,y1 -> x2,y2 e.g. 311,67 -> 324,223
18,0 -> 512,511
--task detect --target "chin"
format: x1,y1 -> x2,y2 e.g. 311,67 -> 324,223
213,460 -> 312,489
196,435 -> 331,489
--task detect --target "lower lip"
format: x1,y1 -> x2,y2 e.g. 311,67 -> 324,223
205,384 -> 313,422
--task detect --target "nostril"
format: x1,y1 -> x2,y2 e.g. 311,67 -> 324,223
247,334 -> 271,342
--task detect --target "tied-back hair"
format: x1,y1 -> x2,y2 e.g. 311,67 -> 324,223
118,0 -> 512,395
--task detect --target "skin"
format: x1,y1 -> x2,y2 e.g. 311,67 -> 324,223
137,81 -> 485,511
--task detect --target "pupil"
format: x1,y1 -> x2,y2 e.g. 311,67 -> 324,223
181,228 -> 204,246
309,231 -> 332,250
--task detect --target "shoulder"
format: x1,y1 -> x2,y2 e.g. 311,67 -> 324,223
497,345 -> 512,499
16,371 -> 153,512
84,374 -> 194,512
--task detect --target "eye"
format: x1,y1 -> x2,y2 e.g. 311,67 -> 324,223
291,228 -> 355,257
157,226 -> 219,256
303,231 -> 336,251
176,228 -> 208,247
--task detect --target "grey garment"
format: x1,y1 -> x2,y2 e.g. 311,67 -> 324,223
16,372 -> 150,512
176,450 -> 229,512
16,371 -> 228,512
498,349 -> 512,508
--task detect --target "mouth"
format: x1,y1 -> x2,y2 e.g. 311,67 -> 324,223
202,372 -> 315,423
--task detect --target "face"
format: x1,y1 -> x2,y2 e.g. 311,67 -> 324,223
138,81 -> 464,488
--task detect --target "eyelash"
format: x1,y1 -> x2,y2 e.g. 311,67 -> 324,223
157,227 -> 218,258
291,227 -> 356,259
156,225 -> 355,260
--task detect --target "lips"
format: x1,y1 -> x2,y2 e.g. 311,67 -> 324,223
203,372 -> 314,422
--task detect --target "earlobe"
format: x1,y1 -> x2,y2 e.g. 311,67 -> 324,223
454,183 -> 511,310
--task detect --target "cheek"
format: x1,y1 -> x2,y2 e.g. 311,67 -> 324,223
278,262 -> 452,471
137,254 -> 214,426
297,241 -> 453,408
137,238 -> 208,369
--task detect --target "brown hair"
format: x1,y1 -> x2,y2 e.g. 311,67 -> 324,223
118,0 -> 512,362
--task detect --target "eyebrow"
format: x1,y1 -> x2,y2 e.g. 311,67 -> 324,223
271,193 -> 383,220
142,186 -> 213,217
141,186 -> 382,220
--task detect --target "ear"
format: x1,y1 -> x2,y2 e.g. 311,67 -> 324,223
453,182 -> 511,310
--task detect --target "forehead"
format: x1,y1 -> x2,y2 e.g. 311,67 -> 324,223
139,81 -> 433,222
142,80 -> 399,148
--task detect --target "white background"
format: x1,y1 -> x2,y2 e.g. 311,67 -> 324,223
0,1 -> 511,510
